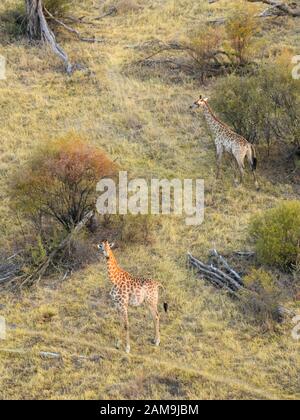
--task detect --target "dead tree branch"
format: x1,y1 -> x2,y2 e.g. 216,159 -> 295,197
1,211 -> 94,290
44,8 -> 105,43
247,0 -> 300,17
0,347 -> 104,361
21,210 -> 94,287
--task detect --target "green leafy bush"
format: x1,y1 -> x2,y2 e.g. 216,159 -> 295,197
250,201 -> 300,269
212,61 -> 300,149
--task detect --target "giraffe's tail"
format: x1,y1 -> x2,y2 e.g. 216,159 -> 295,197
251,144 -> 258,171
159,284 -> 169,313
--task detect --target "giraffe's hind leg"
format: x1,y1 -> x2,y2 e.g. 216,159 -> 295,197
148,303 -> 160,347
235,154 -> 246,184
232,158 -> 244,186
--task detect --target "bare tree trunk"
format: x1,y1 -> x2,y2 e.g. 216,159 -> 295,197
25,0 -> 73,73
26,0 -> 41,39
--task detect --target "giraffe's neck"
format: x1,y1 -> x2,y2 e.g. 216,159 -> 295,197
203,102 -> 224,137
106,249 -> 122,285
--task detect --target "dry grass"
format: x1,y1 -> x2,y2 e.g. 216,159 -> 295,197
0,0 -> 299,400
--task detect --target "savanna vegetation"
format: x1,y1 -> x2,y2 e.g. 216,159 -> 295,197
0,0 -> 299,400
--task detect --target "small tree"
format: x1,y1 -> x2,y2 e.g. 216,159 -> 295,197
187,25 -> 226,82
225,5 -> 258,65
11,133 -> 117,233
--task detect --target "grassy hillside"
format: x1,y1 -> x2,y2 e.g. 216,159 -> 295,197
0,0 -> 299,399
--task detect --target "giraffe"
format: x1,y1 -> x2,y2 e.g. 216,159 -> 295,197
97,241 -> 168,354
190,95 -> 259,189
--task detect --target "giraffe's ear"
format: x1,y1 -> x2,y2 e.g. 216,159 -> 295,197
110,242 -> 118,249
204,97 -> 208,102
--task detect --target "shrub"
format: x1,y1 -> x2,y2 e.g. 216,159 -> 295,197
225,5 -> 258,65
0,4 -> 27,37
11,133 -> 117,233
101,214 -> 158,245
212,61 -> 300,149
118,214 -> 157,244
240,269 -> 283,327
250,201 -> 300,269
244,268 -> 278,294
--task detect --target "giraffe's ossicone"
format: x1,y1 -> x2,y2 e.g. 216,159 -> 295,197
98,241 -> 168,354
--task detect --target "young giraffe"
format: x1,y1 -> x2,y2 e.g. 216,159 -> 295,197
98,241 -> 168,354
191,95 -> 259,189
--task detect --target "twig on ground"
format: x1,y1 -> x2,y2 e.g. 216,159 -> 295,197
92,6 -> 118,20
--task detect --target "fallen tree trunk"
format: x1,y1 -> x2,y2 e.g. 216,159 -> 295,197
188,252 -> 242,293
208,0 -> 300,17
247,0 -> 300,17
209,249 -> 244,285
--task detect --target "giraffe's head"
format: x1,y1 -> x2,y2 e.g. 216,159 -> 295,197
190,95 -> 209,110
97,240 -> 116,259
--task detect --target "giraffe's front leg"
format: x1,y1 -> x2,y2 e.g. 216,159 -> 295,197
118,308 -> 130,354
215,144 -> 224,180
232,158 -> 241,187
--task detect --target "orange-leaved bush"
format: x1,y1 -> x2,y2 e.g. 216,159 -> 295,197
11,133 -> 117,232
